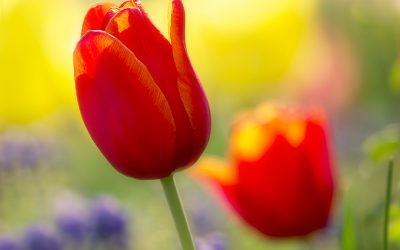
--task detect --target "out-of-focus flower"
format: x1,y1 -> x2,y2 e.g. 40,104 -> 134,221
0,134 -> 41,171
0,236 -> 22,250
0,131 -> 62,173
191,209 -> 217,236
195,233 -> 226,250
73,0 -> 211,179
189,204 -> 227,249
54,192 -> 89,243
195,239 -> 209,250
205,233 -> 226,250
53,192 -> 132,249
23,225 -> 62,250
189,201 -> 222,236
56,213 -> 88,243
195,104 -> 335,237
89,197 -> 128,248
0,137 -> 19,172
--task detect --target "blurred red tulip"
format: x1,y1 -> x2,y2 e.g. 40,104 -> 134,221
195,104 -> 335,237
73,0 -> 211,179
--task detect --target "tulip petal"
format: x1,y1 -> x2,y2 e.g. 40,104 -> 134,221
192,157 -> 236,185
74,31 -> 177,179
231,120 -> 274,162
119,1 -> 138,8
302,112 -> 333,179
169,0 -> 197,85
174,78 -> 211,166
235,136 -> 305,237
169,0 -> 211,165
300,116 -> 335,224
81,3 -> 115,35
104,7 -> 178,94
105,6 -> 210,168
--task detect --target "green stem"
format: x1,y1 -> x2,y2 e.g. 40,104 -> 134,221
161,174 -> 196,250
384,159 -> 394,250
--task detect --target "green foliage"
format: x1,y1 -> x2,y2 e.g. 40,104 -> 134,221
363,124 -> 400,164
341,198 -> 356,250
390,59 -> 400,94
389,205 -> 400,243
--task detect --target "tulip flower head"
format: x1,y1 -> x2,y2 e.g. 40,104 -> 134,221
195,104 -> 335,238
74,0 -> 211,179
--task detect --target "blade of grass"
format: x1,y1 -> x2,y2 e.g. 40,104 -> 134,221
383,159 -> 394,250
341,196 -> 356,250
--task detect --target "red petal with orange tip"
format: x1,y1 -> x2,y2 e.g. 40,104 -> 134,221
169,0 -> 211,166
105,6 -> 210,168
169,0 -> 196,85
119,0 -> 138,8
104,7 -> 178,95
194,104 -> 335,238
81,3 -> 115,35
74,31 -> 177,179
232,110 -> 334,237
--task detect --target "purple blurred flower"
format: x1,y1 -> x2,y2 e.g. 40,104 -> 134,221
0,137 -> 19,171
19,139 -> 41,168
195,233 -> 226,250
56,213 -> 88,242
207,233 -> 226,250
195,239 -> 210,250
0,131 -> 64,173
188,198 -> 224,237
191,208 -> 216,236
23,225 -> 62,250
0,236 -> 22,250
54,192 -> 89,244
0,135 -> 40,171
89,197 -> 128,248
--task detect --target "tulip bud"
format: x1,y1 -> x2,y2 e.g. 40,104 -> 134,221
74,0 -> 211,179
195,104 -> 335,238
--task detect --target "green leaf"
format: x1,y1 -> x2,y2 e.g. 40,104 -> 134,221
389,205 -> 400,243
363,124 -> 400,164
341,197 -> 357,250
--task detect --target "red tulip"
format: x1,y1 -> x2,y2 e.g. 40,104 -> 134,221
195,104 -> 335,237
73,0 -> 211,179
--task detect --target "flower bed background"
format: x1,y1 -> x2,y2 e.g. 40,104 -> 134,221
1,0 -> 400,249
